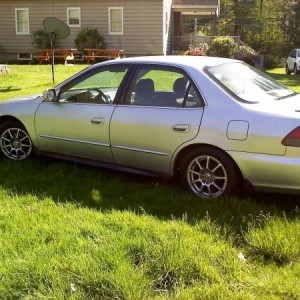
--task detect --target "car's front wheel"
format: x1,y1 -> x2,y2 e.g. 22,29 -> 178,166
294,64 -> 299,75
0,121 -> 32,160
179,147 -> 240,198
285,64 -> 291,75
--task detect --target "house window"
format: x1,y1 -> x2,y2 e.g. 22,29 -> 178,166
15,8 -> 29,35
109,7 -> 123,35
18,53 -> 32,61
67,7 -> 81,27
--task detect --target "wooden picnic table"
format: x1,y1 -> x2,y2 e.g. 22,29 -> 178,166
34,48 -> 77,64
84,48 -> 124,64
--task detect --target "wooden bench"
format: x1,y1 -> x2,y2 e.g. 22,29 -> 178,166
34,48 -> 77,64
34,49 -> 51,64
84,48 -> 124,64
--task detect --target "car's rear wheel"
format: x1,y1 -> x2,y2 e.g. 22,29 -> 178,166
0,121 -> 32,160
179,147 -> 239,198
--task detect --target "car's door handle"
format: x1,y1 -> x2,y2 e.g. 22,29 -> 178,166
91,117 -> 104,125
172,124 -> 190,133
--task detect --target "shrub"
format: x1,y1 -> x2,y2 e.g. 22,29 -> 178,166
75,28 -> 106,52
0,44 -> 6,54
208,37 -> 238,58
31,29 -> 52,49
0,44 -> 6,63
263,55 -> 281,68
189,38 -> 209,53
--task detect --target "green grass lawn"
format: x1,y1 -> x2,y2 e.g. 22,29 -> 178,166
0,64 -> 300,299
266,67 -> 300,92
0,64 -> 89,101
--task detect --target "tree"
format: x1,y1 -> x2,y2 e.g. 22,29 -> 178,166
218,0 -> 288,56
281,1 -> 300,49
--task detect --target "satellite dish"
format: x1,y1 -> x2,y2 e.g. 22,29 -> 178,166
43,17 -> 71,40
43,17 -> 71,83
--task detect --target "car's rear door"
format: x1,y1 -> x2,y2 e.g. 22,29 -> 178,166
35,65 -> 129,162
110,65 -> 204,175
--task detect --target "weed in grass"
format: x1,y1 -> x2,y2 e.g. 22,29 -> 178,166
244,214 -> 300,264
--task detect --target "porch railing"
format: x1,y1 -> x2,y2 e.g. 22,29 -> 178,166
172,35 -> 241,52
172,35 -> 264,68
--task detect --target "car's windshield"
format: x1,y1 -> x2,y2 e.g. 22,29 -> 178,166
206,62 -> 296,103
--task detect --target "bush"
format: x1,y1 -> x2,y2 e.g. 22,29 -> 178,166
207,37 -> 238,58
189,38 -> 209,53
0,44 -> 6,63
75,28 -> 106,52
31,29 -> 52,49
0,44 -> 6,54
263,55 -> 282,68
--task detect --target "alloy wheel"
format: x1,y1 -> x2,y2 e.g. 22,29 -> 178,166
186,154 -> 228,198
0,127 -> 32,160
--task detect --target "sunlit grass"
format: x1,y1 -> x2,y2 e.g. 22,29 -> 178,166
0,64 -> 88,101
0,185 -> 299,299
0,65 -> 300,298
265,67 -> 300,92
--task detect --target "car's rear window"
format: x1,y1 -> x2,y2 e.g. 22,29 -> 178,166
206,62 -> 296,103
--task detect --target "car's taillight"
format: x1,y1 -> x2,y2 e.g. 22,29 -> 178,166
281,126 -> 300,147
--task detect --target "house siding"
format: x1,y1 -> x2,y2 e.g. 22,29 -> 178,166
163,0 -> 172,55
0,0 -> 165,62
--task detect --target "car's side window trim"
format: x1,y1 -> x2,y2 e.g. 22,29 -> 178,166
114,64 -> 137,105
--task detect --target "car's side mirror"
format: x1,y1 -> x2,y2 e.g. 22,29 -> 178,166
43,89 -> 56,101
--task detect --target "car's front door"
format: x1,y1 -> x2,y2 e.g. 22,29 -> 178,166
110,66 -> 204,175
35,65 -> 129,162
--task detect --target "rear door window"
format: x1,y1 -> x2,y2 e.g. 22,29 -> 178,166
125,66 -> 203,108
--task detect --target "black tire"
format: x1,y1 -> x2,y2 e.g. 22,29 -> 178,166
285,64 -> 291,75
294,64 -> 299,75
0,121 -> 32,160
179,147 -> 240,198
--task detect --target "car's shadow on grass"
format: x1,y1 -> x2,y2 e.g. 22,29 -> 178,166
252,191 -> 300,213
0,157 -> 299,230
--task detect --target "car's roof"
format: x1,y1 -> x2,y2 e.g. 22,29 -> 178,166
93,55 -> 237,69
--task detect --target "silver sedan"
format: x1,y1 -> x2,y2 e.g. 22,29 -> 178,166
1,56 -> 300,198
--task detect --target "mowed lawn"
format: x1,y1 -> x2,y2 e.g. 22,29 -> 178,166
0,64 -> 300,299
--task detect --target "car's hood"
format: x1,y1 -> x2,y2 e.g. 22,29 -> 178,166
3,94 -> 43,103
